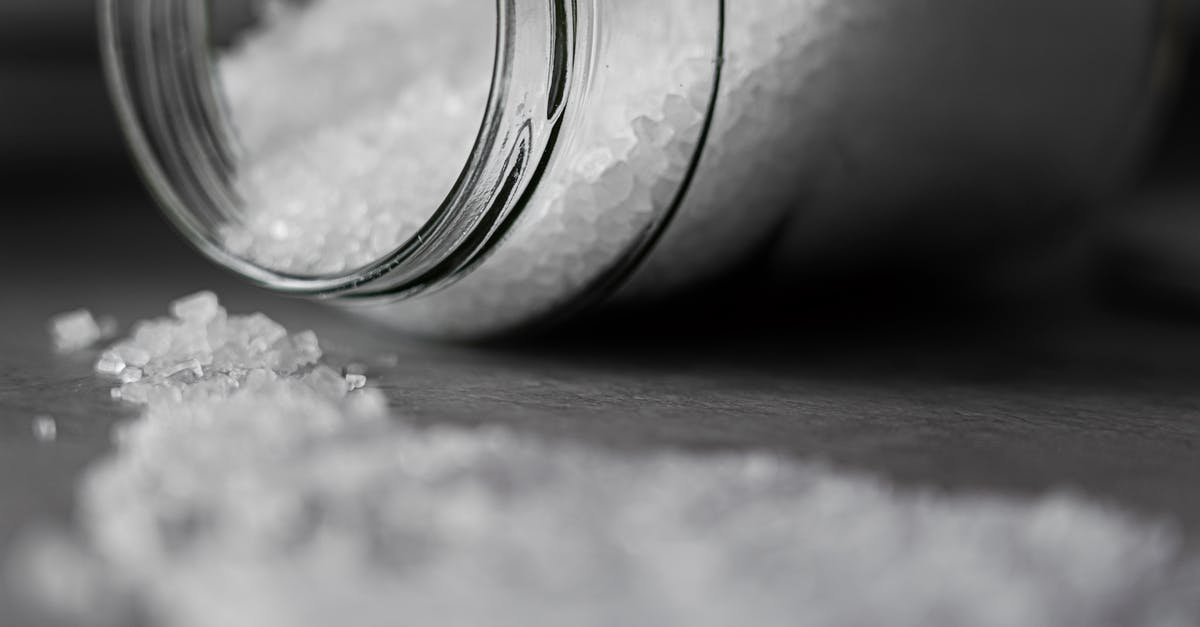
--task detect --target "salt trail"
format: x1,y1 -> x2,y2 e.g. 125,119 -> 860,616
13,294 -> 1200,627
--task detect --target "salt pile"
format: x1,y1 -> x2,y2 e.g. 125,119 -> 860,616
217,0 -> 493,275
87,291 -> 378,409
16,294 -> 1200,626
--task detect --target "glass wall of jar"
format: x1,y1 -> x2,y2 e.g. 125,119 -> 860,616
100,0 -> 1172,338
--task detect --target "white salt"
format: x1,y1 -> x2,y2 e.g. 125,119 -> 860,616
302,364 -> 350,398
218,0 -> 494,275
119,367 -> 144,384
292,330 -> 319,353
31,416 -> 57,443
17,293 -> 1200,627
163,358 -> 204,380
115,346 -> 151,368
94,351 -> 125,377
48,310 -> 103,353
169,291 -> 221,324
214,0 -> 718,335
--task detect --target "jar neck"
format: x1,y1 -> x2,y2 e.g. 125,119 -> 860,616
100,0 -> 724,302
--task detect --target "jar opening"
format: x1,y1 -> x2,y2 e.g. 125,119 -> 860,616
212,0 -> 496,278
101,0 -> 570,297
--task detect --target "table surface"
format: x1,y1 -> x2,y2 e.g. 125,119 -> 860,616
3,195 -> 1200,622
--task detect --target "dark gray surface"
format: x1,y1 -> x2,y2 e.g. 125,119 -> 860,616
3,195 -> 1200,626
4,195 -> 1200,545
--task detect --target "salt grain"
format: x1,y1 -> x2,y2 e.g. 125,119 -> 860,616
302,365 -> 350,398
119,367 -> 144,384
31,416 -> 57,443
163,358 -> 204,380
115,346 -> 151,368
49,310 -> 103,353
170,291 -> 221,324
94,351 -> 126,377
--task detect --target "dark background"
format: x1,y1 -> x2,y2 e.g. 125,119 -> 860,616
0,2 -> 134,191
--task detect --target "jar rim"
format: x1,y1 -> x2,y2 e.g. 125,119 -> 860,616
99,0 -> 572,299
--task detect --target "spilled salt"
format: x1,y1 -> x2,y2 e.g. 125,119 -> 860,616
14,292 -> 1200,627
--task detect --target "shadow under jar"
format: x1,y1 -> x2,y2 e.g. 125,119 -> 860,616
101,0 -> 1171,338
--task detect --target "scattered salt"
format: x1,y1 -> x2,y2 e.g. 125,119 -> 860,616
115,346 -> 151,368
119,367 -> 144,384
31,416 -> 57,443
94,351 -> 125,377
19,292 -> 1200,627
169,291 -> 221,324
163,358 -> 204,380
267,330 -> 321,374
292,330 -> 319,353
302,364 -> 350,398
48,310 -> 103,353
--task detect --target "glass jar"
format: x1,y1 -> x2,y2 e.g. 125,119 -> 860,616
100,0 -> 1170,338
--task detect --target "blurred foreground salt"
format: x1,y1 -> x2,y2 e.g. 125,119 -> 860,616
13,294 -> 1200,627
48,309 -> 116,353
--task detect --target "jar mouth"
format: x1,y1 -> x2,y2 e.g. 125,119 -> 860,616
100,0 -> 571,299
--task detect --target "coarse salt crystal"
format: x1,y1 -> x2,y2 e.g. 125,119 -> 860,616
31,416 -> 57,442
164,358 -> 205,380
292,330 -> 320,353
115,346 -> 152,368
303,365 -> 350,398
243,314 -> 288,351
49,310 -> 103,353
120,367 -> 144,384
170,291 -> 222,324
94,351 -> 126,377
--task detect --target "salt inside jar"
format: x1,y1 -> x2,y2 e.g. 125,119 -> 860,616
102,0 -> 1167,336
